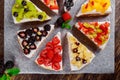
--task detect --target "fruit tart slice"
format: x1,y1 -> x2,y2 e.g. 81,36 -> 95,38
74,22 -> 110,49
17,24 -> 54,58
76,0 -> 112,17
35,32 -> 63,71
40,0 -> 59,14
67,32 -> 95,71
12,0 -> 51,24
64,0 -> 77,12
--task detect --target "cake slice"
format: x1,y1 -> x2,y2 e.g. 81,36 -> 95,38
74,22 -> 110,49
40,0 -> 59,14
12,0 -> 51,24
66,32 -> 95,71
64,0 -> 77,12
17,24 -> 54,58
76,0 -> 112,17
35,32 -> 63,71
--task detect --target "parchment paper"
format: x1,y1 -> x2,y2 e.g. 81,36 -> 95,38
4,0 -> 115,74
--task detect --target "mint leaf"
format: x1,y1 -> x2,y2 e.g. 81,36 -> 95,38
0,74 -> 7,80
6,68 -> 20,76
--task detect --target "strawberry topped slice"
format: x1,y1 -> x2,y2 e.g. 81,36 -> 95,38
75,21 -> 110,49
41,0 -> 59,14
35,32 -> 63,71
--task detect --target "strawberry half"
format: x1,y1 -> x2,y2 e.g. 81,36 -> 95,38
62,12 -> 72,21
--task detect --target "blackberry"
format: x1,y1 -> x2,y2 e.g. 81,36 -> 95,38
5,61 -> 14,69
25,29 -> 33,36
28,36 -> 35,44
44,24 -> 51,31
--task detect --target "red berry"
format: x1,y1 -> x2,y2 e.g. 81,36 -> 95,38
52,36 -> 60,45
44,0 -> 50,5
46,41 -> 54,49
62,12 -> 72,21
40,49 -> 47,58
54,45 -> 62,54
46,49 -> 54,60
52,63 -> 60,70
52,54 -> 62,63
37,58 -> 44,65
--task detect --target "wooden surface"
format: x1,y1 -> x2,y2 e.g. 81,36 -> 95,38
0,0 -> 120,80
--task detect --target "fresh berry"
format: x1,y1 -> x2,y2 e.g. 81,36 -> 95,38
52,63 -> 60,70
29,44 -> 36,50
18,31 -> 27,39
38,15 -> 43,20
25,29 -> 33,36
44,24 -> 51,31
56,17 -> 64,26
40,30 -> 48,36
44,0 -> 50,5
52,54 -> 62,63
52,36 -> 60,45
5,61 -> 14,69
22,0 -> 27,6
35,35 -> 42,41
37,58 -> 44,65
32,27 -> 39,33
46,42 -> 54,49
62,12 -> 72,21
54,45 -> 62,54
13,12 -> 18,17
22,40 -> 28,47
46,49 -> 54,60
24,8 -> 29,12
23,48 -> 30,55
28,36 -> 35,44
40,49 -> 47,58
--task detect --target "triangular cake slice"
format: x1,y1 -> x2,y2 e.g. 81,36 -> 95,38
67,32 -> 95,71
40,0 -> 59,14
64,0 -> 77,12
12,0 -> 51,24
35,32 -> 63,71
74,22 -> 110,49
17,24 -> 54,58
76,0 -> 112,17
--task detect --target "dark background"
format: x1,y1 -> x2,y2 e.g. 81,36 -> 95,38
0,0 -> 120,80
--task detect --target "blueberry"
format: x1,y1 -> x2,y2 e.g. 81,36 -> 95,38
25,29 -> 33,36
56,17 -> 64,26
5,61 -> 14,69
40,30 -> 48,37
38,15 -> 43,20
22,0 -> 27,6
44,24 -> 51,31
24,8 -> 29,12
28,36 -> 35,44
13,12 -> 18,17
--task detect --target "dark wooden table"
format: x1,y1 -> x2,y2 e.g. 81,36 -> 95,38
0,0 -> 120,80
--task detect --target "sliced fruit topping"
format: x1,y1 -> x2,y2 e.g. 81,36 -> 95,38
54,45 -> 62,54
52,36 -> 60,45
52,63 -> 60,70
22,40 -> 28,47
46,42 -> 54,49
44,24 -> 51,31
37,57 -> 44,65
52,53 -> 62,63
29,44 -> 36,50
18,31 -> 27,39
23,48 -> 30,55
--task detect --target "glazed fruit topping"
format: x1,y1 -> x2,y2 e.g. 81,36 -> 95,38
37,36 -> 62,70
18,31 -> 27,39
44,24 -> 51,31
13,12 -> 18,17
